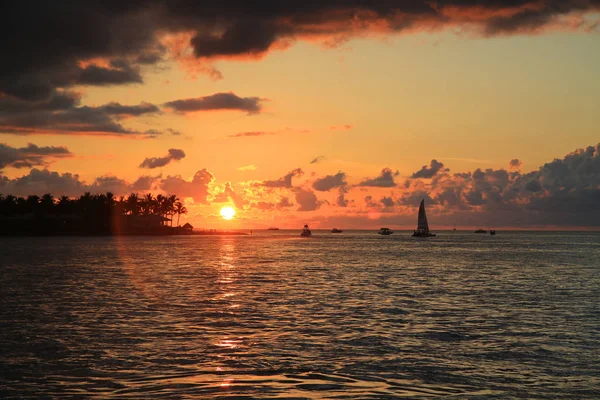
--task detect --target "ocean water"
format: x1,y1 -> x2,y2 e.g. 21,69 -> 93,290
1,231 -> 599,399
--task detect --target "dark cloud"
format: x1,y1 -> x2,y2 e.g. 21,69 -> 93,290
139,148 -> 186,169
131,175 -> 161,191
99,102 -> 160,117
0,143 -> 73,170
310,155 -> 325,164
401,142 -> 600,226
2,1 -> 596,103
295,188 -> 322,211
89,175 -> 132,195
525,179 -> 543,192
0,91 -> 81,114
435,187 -> 464,209
77,60 -> 143,86
336,187 -> 349,207
258,168 -> 303,188
160,169 -> 214,203
136,51 -> 165,65
312,172 -> 346,191
0,168 -> 86,197
0,168 -> 167,198
398,191 -> 436,207
191,20 -> 281,58
380,196 -> 395,207
0,91 -> 164,137
163,93 -> 263,114
364,195 -> 377,207
485,7 -> 568,35
0,166 -> 215,202
411,159 -> 448,179
509,159 -> 523,171
358,168 -> 398,187
277,197 -> 294,208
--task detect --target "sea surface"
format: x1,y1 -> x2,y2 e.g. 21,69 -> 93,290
1,231 -> 599,399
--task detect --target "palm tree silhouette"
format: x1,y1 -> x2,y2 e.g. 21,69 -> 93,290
174,201 -> 187,227
125,193 -> 140,215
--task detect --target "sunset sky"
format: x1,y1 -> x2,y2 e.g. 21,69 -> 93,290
1,1 -> 599,229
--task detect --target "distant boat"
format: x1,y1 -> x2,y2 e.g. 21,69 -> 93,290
490,230 -> 496,236
453,224 -> 456,231
267,227 -> 279,230
331,228 -> 343,233
300,224 -> 312,237
474,229 -> 487,233
378,228 -> 393,235
412,199 -> 436,237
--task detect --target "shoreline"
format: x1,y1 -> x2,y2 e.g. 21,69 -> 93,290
0,229 -> 248,237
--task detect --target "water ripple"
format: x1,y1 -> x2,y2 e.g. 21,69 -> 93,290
1,231 -> 599,398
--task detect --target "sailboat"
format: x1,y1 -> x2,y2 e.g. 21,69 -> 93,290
412,199 -> 436,237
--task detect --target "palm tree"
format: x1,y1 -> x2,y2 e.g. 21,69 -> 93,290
105,192 -> 115,208
142,193 -> 155,215
156,194 -> 167,225
0,195 -> 17,216
174,201 -> 187,227
40,193 -> 55,215
57,196 -> 71,215
26,195 -> 40,214
125,193 -> 140,215
166,194 -> 178,226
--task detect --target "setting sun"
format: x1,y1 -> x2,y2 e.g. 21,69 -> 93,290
220,206 -> 236,220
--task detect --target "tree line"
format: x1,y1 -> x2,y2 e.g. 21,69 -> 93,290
0,192 -> 188,234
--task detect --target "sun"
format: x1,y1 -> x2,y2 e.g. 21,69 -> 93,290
220,206 -> 236,220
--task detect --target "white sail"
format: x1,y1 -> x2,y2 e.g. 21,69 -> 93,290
417,199 -> 429,231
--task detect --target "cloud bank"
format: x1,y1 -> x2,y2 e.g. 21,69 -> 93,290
358,168 -> 399,187
1,142 -> 599,228
3,1 -> 598,100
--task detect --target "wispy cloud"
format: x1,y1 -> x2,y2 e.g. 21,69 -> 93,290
329,124 -> 353,131
229,131 -> 275,138
228,127 -> 310,139
310,155 -> 325,164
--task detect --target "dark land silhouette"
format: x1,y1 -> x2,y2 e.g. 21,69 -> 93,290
0,192 -> 245,236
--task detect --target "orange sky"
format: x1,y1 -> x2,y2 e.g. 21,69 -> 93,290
1,2 -> 599,229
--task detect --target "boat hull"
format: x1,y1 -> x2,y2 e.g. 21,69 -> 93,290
412,232 -> 436,237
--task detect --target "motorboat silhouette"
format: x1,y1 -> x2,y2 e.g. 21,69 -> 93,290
300,224 -> 312,237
